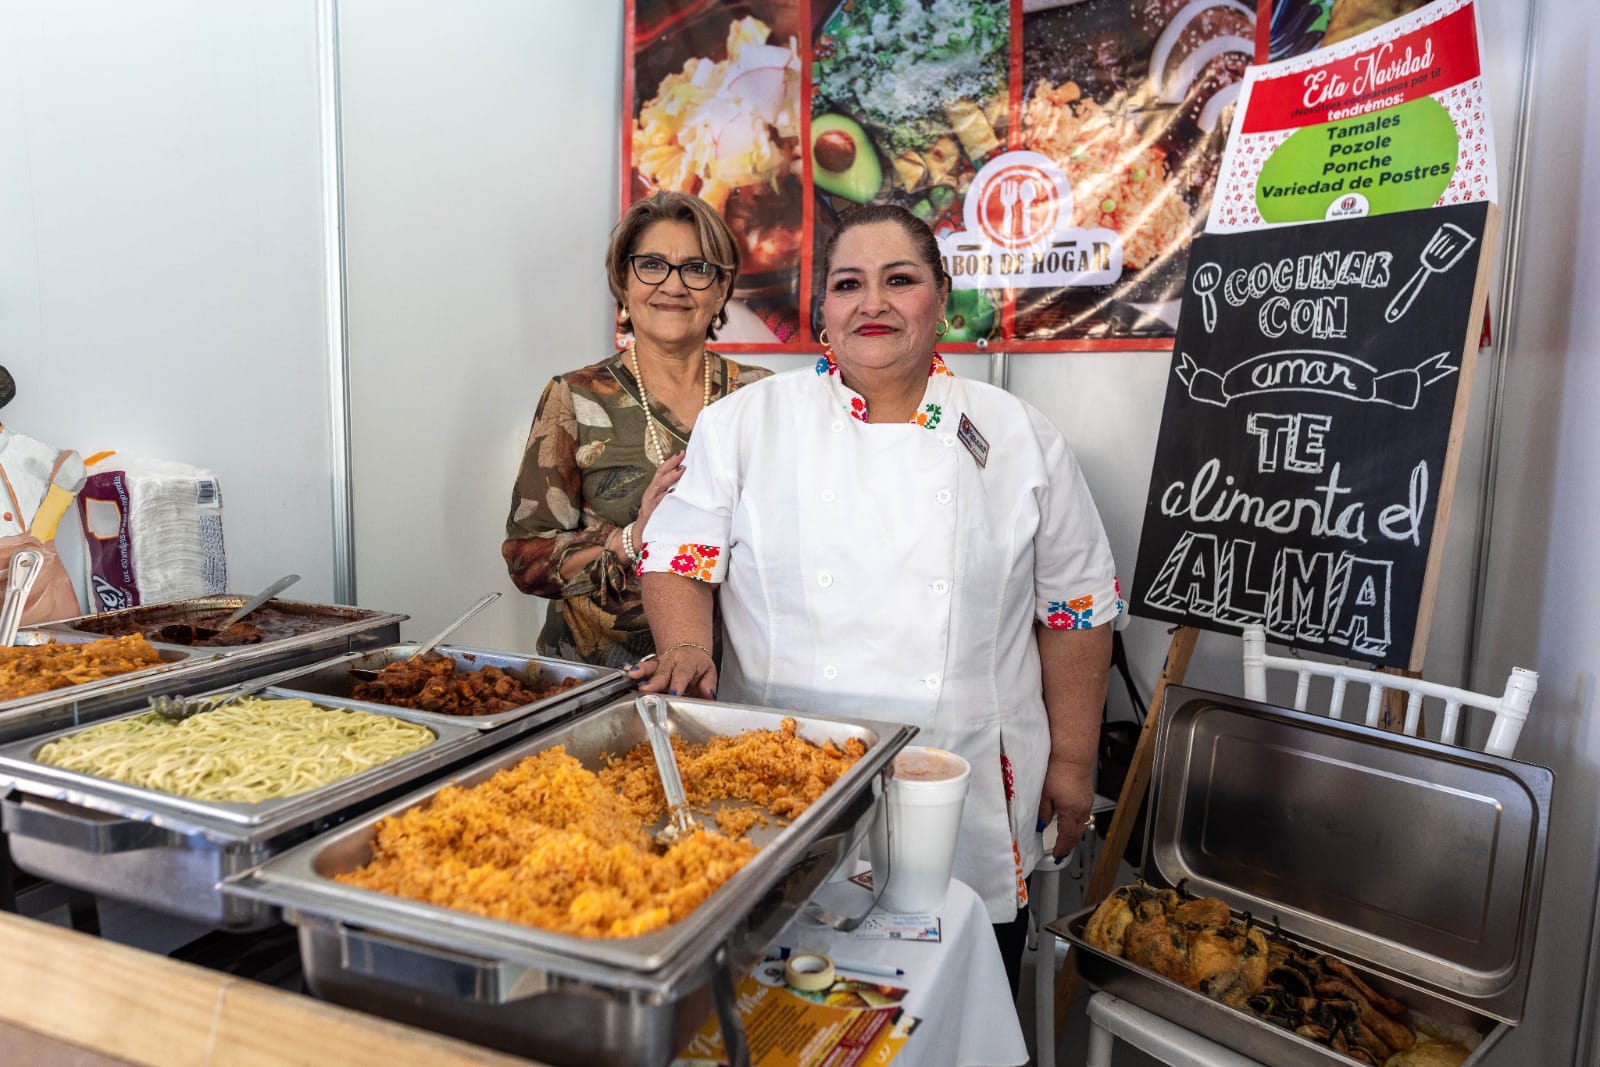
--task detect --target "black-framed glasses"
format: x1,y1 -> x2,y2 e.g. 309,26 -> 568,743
627,254 -> 724,290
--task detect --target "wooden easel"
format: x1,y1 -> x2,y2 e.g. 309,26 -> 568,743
1055,205 -> 1504,1030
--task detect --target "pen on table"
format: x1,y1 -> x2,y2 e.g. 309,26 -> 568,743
773,946 -> 904,979
832,959 -> 905,979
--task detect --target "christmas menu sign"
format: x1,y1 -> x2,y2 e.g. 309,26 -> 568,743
1130,201 -> 1493,668
1209,0 -> 1495,232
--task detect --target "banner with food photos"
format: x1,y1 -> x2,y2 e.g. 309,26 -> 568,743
623,0 -> 1265,352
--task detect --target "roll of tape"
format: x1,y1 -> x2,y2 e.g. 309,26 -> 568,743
784,953 -> 836,992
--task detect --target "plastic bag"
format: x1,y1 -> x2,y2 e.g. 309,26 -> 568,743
0,534 -> 80,624
0,434 -> 85,625
77,453 -> 226,610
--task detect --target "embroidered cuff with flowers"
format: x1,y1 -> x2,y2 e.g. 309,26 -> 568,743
1040,577 -> 1127,630
637,540 -> 727,584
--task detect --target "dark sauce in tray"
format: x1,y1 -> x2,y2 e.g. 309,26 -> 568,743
82,606 -> 352,646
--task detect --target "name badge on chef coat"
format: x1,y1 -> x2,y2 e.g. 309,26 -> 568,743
957,414 -> 989,468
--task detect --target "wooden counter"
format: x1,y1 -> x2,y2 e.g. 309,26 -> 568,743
0,911 -> 543,1065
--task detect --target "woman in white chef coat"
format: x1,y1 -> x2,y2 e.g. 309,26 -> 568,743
632,204 -> 1123,993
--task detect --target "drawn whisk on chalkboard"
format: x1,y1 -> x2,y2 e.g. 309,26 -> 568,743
1385,224 -> 1476,324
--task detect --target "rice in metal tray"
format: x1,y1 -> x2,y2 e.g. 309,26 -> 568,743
334,717 -> 865,938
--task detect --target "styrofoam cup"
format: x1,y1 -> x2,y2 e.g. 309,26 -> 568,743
867,746 -> 971,914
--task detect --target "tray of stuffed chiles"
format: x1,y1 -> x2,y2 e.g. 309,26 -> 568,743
1048,686 -> 1552,1067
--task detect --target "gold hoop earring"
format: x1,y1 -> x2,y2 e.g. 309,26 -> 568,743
936,317 -> 950,337
817,327 -> 830,346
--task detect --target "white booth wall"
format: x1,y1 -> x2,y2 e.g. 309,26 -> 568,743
0,1 -> 339,604
0,0 -> 1595,1062
1472,0 -> 1600,1056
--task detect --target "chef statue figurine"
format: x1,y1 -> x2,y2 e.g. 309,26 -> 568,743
0,365 -> 88,625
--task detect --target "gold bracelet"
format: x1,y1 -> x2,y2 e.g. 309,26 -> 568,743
662,641 -> 712,662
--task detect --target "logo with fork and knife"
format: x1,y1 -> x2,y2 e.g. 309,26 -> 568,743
937,151 -> 1122,290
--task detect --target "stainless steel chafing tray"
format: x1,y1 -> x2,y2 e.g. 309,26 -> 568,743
1,597 -> 406,744
42,595 -> 404,653
0,630 -> 209,745
266,643 -> 630,736
226,695 -> 917,1067
1048,686 -> 1553,1067
0,683 -> 483,930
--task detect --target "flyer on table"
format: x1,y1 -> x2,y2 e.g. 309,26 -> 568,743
673,955 -> 915,1066
1208,0 -> 1495,232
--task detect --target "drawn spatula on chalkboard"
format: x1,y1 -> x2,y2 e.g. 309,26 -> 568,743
1386,223 -> 1475,323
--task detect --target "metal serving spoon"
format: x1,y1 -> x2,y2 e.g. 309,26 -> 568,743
349,591 -> 501,682
155,573 -> 301,644
0,549 -> 43,647
636,693 -> 699,845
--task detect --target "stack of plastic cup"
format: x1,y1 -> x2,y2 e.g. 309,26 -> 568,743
868,746 -> 972,914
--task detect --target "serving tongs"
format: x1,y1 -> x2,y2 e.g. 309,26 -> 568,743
636,693 -> 699,845
349,591 -> 501,682
150,670 -> 281,723
155,572 -> 302,644
0,548 -> 43,647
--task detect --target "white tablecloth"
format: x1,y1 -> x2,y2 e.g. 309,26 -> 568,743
777,877 -> 1028,1067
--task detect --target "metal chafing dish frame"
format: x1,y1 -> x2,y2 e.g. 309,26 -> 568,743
0,630 -> 211,743
2,596 -> 407,744
1048,685 -> 1553,1067
266,642 -> 628,736
40,595 -> 406,653
225,695 -> 917,1067
0,676 -> 488,930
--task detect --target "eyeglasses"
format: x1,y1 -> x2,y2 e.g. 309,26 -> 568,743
627,255 -> 724,290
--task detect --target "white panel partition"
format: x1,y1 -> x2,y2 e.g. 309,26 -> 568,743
0,1 -> 337,603
338,0 -> 629,647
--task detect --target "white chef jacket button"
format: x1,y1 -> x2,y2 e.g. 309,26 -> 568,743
924,674 -> 941,691
935,489 -> 953,505
817,571 -> 833,588
831,421 -> 844,432
823,665 -> 838,680
942,435 -> 956,447
822,489 -> 837,503
932,579 -> 949,594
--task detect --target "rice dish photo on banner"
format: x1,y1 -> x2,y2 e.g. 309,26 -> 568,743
808,0 -> 1257,349
1007,0 -> 1257,345
1129,201 -> 1492,669
627,1 -> 805,348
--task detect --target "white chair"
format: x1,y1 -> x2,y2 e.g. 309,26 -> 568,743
1088,993 -> 1262,1067
1240,625 -> 1537,757
1084,626 -> 1538,1067
1026,792 -> 1115,1067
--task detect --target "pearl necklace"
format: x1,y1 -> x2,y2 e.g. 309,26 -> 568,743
627,343 -> 713,465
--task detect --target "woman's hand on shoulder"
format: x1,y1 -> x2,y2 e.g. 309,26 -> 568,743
635,451 -> 686,535
627,642 -> 717,699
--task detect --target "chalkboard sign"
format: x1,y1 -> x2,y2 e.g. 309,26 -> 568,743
1130,202 -> 1495,669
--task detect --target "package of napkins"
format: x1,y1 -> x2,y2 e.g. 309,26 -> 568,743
77,452 -> 227,610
